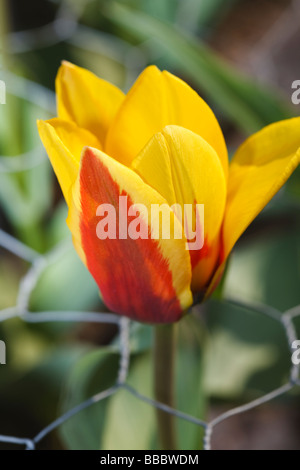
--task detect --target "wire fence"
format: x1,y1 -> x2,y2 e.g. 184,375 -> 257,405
0,229 -> 299,450
0,0 -> 300,451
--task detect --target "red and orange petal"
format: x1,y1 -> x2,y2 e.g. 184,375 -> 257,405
67,146 -> 193,323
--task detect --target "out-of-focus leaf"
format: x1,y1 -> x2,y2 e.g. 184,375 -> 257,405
29,240 -> 102,312
224,229 -> 300,311
206,200 -> 300,393
176,0 -> 209,33
21,99 -> 52,220
46,201 -> 69,247
59,347 -> 120,450
176,315 -> 206,449
103,352 -> 156,450
203,327 -> 276,398
127,322 -> 153,353
194,0 -> 239,32
105,3 -> 292,133
2,317 -> 50,370
0,94 -> 22,155
0,344 -> 87,449
0,255 -> 23,310
204,299 -> 292,397
0,94 -> 52,250
114,0 -> 178,23
285,166 -> 300,200
203,203 -> 300,397
140,0 -> 178,23
69,27 -> 128,88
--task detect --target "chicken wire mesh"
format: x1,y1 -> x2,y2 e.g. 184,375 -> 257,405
0,0 -> 300,451
0,228 -> 299,450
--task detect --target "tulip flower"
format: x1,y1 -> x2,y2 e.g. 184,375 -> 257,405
38,62 -> 300,324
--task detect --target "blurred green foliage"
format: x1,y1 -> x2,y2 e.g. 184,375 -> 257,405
0,0 -> 299,450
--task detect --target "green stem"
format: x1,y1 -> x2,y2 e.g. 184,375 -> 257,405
154,323 -> 177,450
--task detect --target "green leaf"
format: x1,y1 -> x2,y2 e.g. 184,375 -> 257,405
105,3 -> 292,133
0,93 -> 52,250
140,0 -> 178,23
127,322 -> 153,353
60,347 -> 120,450
112,0 -> 178,23
194,0 -> 239,32
204,299 -> 292,397
203,325 -> 276,399
0,344 -> 90,446
46,201 -> 70,247
29,240 -> 102,313
102,352 -> 156,450
176,315 -> 206,449
285,166 -> 300,200
0,255 -> 22,310
203,216 -> 300,397
224,228 -> 300,311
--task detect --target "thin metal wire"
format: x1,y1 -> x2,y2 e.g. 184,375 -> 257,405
0,228 -> 40,262
0,435 -> 35,450
32,386 -> 119,446
23,310 -> 121,325
209,383 -> 294,428
117,317 -> 131,384
123,384 -> 207,428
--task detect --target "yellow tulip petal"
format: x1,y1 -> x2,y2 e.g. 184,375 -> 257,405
105,65 -> 228,176
56,61 -> 125,144
37,118 -> 102,205
67,146 -> 193,323
132,125 -> 227,290
223,117 -> 300,259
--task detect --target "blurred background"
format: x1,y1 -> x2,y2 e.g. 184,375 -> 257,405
0,0 -> 299,450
